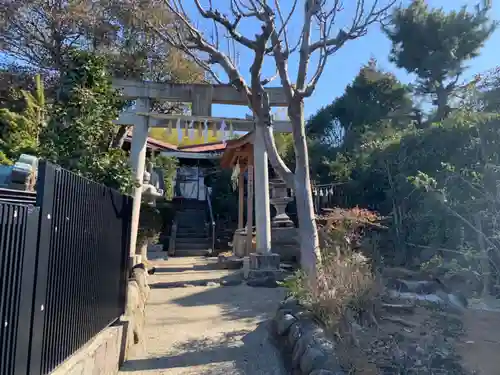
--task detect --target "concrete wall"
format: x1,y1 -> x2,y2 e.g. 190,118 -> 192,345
49,323 -> 125,375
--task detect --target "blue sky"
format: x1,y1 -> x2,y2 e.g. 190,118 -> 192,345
196,0 -> 500,120
2,1 -> 497,122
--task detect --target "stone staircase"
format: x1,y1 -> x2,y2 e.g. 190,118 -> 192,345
173,199 -> 212,257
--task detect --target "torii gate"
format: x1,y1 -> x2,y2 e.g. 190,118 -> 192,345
113,78 -> 292,272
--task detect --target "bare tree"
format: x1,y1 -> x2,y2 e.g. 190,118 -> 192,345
128,0 -> 394,276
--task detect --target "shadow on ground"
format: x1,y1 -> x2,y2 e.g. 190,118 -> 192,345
120,321 -> 286,374
153,261 -> 221,274
149,281 -> 285,321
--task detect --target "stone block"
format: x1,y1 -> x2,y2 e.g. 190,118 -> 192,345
249,252 -> 280,270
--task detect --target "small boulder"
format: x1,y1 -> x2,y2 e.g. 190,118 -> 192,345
276,312 -> 296,336
300,347 -> 328,375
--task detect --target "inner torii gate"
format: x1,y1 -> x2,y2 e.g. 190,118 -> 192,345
113,79 -> 292,271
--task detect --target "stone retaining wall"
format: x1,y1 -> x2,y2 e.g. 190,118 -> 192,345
271,296 -> 344,375
122,263 -> 150,358
49,324 -> 125,375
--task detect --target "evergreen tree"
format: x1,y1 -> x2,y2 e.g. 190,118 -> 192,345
384,0 -> 496,121
308,59 -> 413,151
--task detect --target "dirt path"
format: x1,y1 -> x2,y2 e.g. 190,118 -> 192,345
457,301 -> 500,375
119,254 -> 287,375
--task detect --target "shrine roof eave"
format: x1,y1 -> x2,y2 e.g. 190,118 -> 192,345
220,132 -> 254,169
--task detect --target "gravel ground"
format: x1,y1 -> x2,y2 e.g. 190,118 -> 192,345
119,254 -> 288,375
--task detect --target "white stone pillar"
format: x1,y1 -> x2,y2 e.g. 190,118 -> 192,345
253,124 -> 272,254
129,98 -> 150,265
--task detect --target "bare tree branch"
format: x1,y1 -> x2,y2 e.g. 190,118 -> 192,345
193,0 -> 258,49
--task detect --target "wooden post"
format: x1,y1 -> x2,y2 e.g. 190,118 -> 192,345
238,170 -> 244,229
246,157 -> 254,256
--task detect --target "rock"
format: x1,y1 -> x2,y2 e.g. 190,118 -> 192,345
387,278 -> 441,294
125,280 -> 145,348
220,275 -> 243,286
386,290 -> 446,309
276,311 -> 296,336
291,334 -> 309,368
287,322 -> 302,350
218,255 -> 243,269
382,267 -> 423,280
280,296 -> 303,315
435,290 -> 467,312
131,264 -> 150,300
246,276 -> 278,288
300,347 -> 328,375
206,281 -> 219,287
310,370 -> 343,375
280,263 -> 295,271
382,303 -> 416,314
381,316 -> 418,328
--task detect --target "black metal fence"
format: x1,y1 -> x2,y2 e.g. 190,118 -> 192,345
0,188 -> 37,205
0,161 -> 132,375
0,203 -> 39,375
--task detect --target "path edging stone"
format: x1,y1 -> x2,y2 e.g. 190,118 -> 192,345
270,296 -> 345,375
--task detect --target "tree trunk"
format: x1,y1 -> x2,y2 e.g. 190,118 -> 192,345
111,125 -> 131,149
434,85 -> 450,122
289,101 -> 321,277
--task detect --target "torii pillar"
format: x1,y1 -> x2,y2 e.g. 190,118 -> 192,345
128,98 -> 150,265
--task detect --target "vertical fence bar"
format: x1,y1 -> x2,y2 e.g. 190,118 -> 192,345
28,161 -> 56,375
14,206 -> 40,375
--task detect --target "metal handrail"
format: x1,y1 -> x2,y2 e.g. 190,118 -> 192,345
206,186 -> 216,253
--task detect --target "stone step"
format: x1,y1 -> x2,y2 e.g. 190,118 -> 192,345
176,222 -> 206,227
176,213 -> 206,219
177,211 -> 205,215
173,249 -> 212,257
177,227 -> 206,233
177,208 -> 206,213
176,237 -> 210,244
176,231 -> 208,238
176,227 -> 207,234
175,241 -> 211,250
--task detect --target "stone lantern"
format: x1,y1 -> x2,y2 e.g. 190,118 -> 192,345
141,161 -> 164,206
269,178 -> 294,227
269,178 -> 299,262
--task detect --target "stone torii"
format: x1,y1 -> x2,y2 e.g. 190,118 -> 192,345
113,78 -> 292,272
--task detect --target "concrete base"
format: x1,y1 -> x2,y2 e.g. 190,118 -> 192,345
246,252 -> 284,281
250,252 -> 280,269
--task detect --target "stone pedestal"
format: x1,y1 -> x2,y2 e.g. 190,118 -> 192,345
271,227 -> 300,262
232,228 -> 255,258
247,252 -> 282,280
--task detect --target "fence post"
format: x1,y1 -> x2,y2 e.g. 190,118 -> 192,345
28,161 -> 56,375
14,206 -> 40,375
